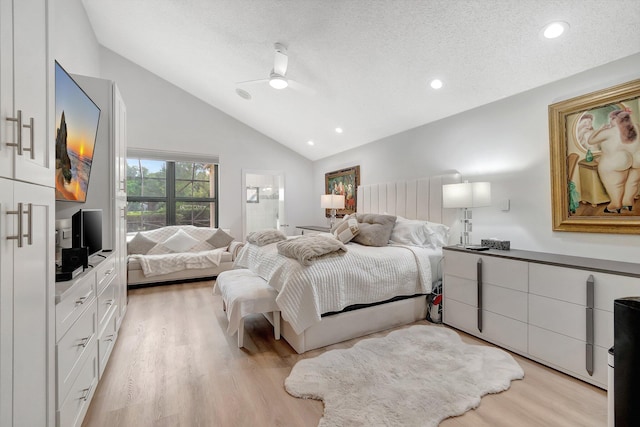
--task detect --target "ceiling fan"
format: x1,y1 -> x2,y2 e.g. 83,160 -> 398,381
236,43 -> 315,95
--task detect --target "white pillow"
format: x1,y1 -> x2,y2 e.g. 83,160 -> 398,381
161,228 -> 199,252
424,221 -> 450,248
389,216 -> 450,248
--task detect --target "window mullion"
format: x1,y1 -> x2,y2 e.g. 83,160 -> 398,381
167,161 -> 176,224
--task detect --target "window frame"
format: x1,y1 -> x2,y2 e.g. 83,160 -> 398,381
126,158 -> 219,230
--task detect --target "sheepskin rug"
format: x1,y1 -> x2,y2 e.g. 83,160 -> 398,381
285,325 -> 524,427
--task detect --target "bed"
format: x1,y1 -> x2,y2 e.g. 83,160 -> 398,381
235,174 -> 460,353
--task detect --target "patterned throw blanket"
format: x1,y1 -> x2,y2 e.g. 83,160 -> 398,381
277,235 -> 347,266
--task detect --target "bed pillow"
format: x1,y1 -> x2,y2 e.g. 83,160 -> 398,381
332,217 -> 360,244
351,213 -> 397,247
207,228 -> 234,249
127,232 -> 157,255
161,228 -> 199,252
389,217 -> 431,247
424,221 -> 450,248
390,216 -> 450,248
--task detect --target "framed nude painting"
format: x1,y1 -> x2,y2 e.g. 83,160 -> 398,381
325,165 -> 360,218
549,79 -> 640,234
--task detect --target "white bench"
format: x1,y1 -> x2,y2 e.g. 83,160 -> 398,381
214,269 -> 280,348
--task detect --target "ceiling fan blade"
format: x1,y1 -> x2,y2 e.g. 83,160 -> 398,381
288,79 -> 316,96
236,78 -> 269,86
273,43 -> 288,76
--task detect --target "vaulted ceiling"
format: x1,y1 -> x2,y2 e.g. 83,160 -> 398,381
82,0 -> 640,160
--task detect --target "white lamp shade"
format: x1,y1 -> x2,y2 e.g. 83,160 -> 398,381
442,182 -> 491,208
321,194 -> 345,209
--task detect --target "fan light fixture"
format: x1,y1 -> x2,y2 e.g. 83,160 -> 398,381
269,73 -> 288,89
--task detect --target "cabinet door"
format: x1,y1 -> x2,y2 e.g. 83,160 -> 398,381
0,0 -> 15,179
11,0 -> 52,186
1,180 -> 54,426
0,177 -> 15,427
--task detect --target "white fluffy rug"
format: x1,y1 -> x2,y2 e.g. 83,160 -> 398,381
285,325 -> 524,427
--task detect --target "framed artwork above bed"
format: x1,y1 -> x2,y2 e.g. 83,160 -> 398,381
325,165 -> 360,218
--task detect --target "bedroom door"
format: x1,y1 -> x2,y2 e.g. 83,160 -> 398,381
242,170 -> 287,240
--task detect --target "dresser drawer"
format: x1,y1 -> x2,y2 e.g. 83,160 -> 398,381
97,274 -> 117,330
98,307 -> 118,378
445,251 -> 528,291
56,302 -> 97,405
95,257 -> 116,295
443,275 -> 476,306
528,325 -> 607,388
57,349 -> 98,427
56,274 -> 96,339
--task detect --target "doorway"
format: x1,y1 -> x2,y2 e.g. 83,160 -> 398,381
242,170 -> 287,240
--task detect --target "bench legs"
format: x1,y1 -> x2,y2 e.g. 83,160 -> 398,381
236,311 -> 281,348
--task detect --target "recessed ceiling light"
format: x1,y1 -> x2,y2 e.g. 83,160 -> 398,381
430,79 -> 443,90
542,21 -> 569,39
307,140 -> 315,146
235,88 -> 252,100
335,127 -> 343,134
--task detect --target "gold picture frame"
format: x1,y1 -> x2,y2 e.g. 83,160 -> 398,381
549,79 -> 640,234
325,165 -> 360,218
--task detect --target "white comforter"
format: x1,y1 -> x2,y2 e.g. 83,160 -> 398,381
234,241 -> 438,334
130,248 -> 225,277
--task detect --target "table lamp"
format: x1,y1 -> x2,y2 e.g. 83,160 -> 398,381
442,181 -> 491,247
321,194 -> 345,228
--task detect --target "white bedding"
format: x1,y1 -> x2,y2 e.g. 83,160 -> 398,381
234,241 -> 441,334
129,248 -> 225,277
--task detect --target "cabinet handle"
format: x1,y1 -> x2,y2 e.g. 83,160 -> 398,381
477,258 -> 483,333
75,291 -> 93,306
78,336 -> 90,348
21,117 -> 35,159
5,110 -> 23,155
81,383 -> 94,401
585,274 -> 594,376
106,299 -> 114,306
106,334 -> 115,342
23,203 -> 32,245
6,203 -> 24,247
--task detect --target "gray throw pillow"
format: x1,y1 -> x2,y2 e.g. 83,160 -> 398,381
127,232 -> 157,255
207,228 -> 234,249
351,213 -> 397,247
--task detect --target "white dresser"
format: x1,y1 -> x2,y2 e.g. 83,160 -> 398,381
443,246 -> 640,389
55,253 -> 120,427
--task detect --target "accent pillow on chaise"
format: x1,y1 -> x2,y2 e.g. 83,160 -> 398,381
127,232 -> 157,255
207,229 -> 234,249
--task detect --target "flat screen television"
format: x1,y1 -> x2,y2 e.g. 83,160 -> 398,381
72,209 -> 102,256
55,61 -> 101,202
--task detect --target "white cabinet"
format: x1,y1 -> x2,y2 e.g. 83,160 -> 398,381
443,250 -> 528,354
0,1 -> 54,425
443,247 -> 640,390
0,0 -> 53,186
0,178 -> 55,427
55,253 -> 120,427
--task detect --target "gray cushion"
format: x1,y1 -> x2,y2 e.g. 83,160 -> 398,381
351,213 -> 397,247
207,228 -> 235,249
127,232 -> 157,255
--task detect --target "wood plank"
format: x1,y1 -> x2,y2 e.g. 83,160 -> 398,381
82,281 -> 607,427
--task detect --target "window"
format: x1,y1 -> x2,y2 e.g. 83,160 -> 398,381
126,157 -> 218,232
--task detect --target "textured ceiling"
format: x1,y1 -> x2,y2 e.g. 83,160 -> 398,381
82,0 -> 640,161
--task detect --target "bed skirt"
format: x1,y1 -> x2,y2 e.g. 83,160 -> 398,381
273,295 -> 427,354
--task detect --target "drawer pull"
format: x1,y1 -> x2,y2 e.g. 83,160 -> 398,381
105,334 -> 115,342
477,258 -> 483,333
75,291 -> 93,306
78,337 -> 90,348
104,268 -> 113,276
80,383 -> 93,402
106,299 -> 114,306
585,274 -> 594,376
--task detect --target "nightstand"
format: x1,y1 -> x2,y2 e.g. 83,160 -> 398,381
296,225 -> 330,235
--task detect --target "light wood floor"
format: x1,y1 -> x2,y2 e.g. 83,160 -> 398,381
82,281 -> 607,427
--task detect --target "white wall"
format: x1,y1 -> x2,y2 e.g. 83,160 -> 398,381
98,48 -> 316,239
314,53 -> 640,263
52,0 -> 101,76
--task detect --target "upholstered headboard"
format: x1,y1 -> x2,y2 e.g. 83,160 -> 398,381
356,173 -> 461,230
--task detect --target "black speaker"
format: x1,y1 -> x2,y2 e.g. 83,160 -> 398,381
614,297 -> 640,426
61,247 -> 89,271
